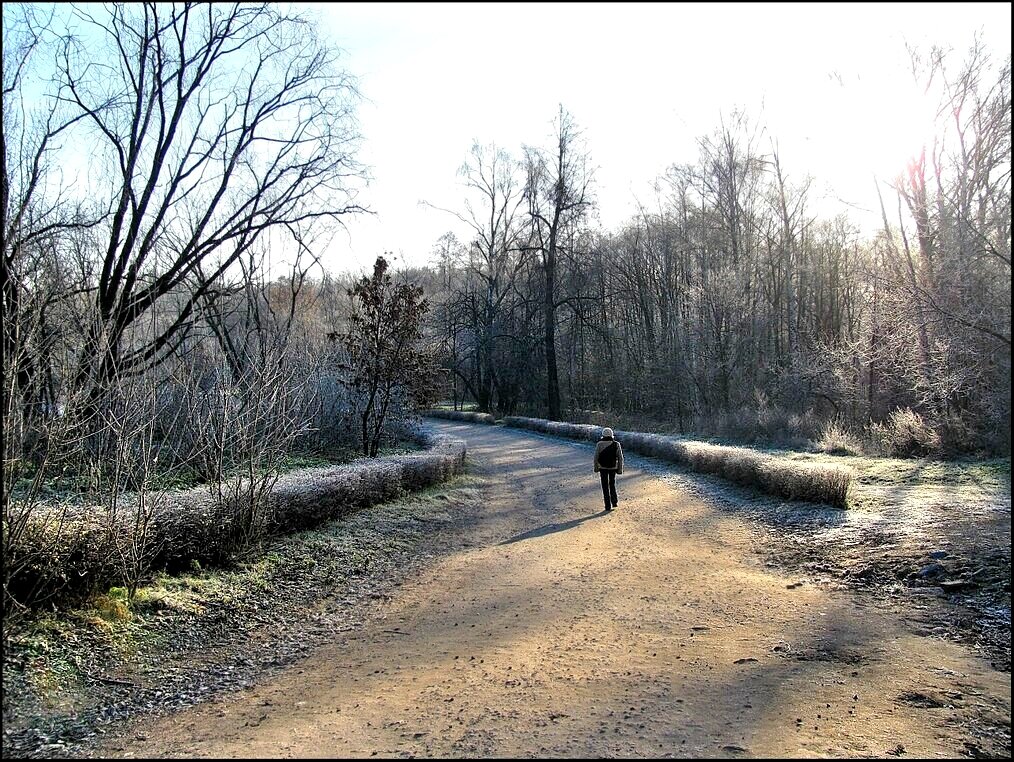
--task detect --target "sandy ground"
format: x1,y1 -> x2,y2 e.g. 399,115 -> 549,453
94,422 -> 1010,758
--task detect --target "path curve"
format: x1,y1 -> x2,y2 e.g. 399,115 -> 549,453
96,421 -> 1009,758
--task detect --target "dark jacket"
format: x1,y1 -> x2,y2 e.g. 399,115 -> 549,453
593,436 -> 624,474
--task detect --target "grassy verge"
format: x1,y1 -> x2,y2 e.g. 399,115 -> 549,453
558,410 -> 1010,485
740,448 -> 1010,512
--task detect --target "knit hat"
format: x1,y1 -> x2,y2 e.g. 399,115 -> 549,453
602,427 -> 614,438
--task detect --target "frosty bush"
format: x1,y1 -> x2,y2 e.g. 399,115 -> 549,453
3,429 -> 467,611
501,416 -> 600,441
426,410 -> 497,425
873,408 -> 942,457
502,416 -> 852,508
815,421 -> 864,456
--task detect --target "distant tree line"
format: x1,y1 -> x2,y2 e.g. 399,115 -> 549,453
420,45 -> 1010,456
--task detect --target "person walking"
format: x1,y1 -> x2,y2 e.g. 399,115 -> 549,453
593,427 -> 624,511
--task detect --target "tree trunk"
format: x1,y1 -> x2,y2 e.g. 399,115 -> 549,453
545,239 -> 561,420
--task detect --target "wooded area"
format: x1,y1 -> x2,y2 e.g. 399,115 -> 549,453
422,50 -> 1010,458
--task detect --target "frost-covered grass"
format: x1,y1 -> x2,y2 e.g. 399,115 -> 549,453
8,442 -> 422,499
754,446 -> 1010,487
502,415 -> 853,508
766,448 -> 1011,516
425,409 -> 496,424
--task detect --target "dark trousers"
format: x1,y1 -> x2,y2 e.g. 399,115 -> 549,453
600,470 -> 618,507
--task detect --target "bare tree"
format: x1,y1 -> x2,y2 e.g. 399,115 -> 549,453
2,5 -> 101,444
877,40 -> 1011,441
42,2 -> 366,409
524,106 -> 593,420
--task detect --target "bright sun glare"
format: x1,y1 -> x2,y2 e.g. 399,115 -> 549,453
855,78 -> 948,185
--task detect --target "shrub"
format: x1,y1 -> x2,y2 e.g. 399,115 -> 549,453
935,412 -> 976,455
425,409 -> 496,425
502,416 -> 601,441
815,421 -> 864,456
873,408 -> 942,457
501,415 -> 852,508
701,404 -> 817,450
3,429 -> 468,612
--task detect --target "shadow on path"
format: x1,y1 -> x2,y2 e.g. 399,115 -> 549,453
498,509 -> 610,545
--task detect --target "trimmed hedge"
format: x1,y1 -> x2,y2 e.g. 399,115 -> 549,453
425,409 -> 496,425
502,416 -> 852,508
5,429 -> 467,609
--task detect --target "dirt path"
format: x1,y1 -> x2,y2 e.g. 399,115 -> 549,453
95,422 -> 1010,758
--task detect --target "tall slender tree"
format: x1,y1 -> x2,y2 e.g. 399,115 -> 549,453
524,106 -> 593,420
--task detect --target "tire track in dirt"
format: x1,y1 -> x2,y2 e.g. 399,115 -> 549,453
93,421 -> 1010,758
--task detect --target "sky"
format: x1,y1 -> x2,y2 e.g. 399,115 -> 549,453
300,2 -> 1011,275
15,2 -> 1006,276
